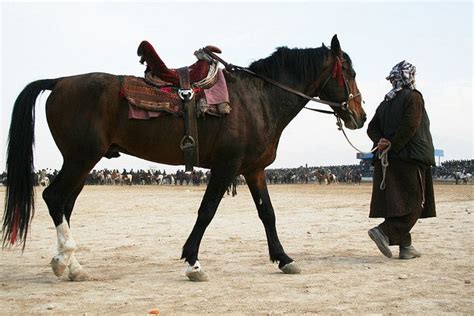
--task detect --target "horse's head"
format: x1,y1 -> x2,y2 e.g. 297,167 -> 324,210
317,35 -> 366,130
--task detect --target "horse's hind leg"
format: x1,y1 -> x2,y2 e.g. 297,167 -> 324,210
43,159 -> 98,281
244,169 -> 301,274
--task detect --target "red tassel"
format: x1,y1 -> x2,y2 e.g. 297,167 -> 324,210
10,207 -> 20,245
332,57 -> 344,87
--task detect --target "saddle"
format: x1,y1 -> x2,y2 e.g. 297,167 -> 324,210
128,41 -> 228,172
137,40 -> 222,87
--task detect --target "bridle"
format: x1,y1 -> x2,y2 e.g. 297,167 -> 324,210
305,55 -> 361,115
203,46 -> 361,116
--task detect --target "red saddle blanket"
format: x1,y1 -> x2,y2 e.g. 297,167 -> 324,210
120,68 -> 230,120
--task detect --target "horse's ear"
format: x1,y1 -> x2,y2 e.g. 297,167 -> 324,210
330,34 -> 342,58
322,42 -> 326,48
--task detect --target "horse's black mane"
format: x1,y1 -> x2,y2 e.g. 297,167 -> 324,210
248,46 -> 353,83
249,46 -> 330,83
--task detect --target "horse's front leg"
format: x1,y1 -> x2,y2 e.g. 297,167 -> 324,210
181,162 -> 238,281
244,169 -> 301,274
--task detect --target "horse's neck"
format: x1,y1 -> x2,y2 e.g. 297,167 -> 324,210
262,81 -> 313,132
229,63 -> 325,134
262,66 -> 325,131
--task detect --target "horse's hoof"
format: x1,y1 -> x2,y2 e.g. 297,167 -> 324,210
280,262 -> 301,274
185,261 -> 209,282
50,256 -> 67,277
68,268 -> 89,281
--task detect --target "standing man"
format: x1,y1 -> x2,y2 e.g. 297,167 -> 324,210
367,61 -> 436,259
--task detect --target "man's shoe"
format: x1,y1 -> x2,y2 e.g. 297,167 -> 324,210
368,227 -> 392,258
399,245 -> 421,259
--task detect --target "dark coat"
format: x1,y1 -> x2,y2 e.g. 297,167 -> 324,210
367,89 -> 436,218
368,89 -> 435,167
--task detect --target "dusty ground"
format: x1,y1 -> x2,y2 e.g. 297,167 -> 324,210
0,183 -> 472,314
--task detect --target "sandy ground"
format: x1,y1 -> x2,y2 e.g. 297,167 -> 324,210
0,183 -> 472,314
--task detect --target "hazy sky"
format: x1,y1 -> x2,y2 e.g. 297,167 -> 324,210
1,1 -> 472,173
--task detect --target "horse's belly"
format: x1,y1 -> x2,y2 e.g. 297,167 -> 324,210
113,115 -> 219,168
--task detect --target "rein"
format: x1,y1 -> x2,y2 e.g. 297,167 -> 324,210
336,115 -> 390,190
335,116 -> 376,154
232,66 -> 346,110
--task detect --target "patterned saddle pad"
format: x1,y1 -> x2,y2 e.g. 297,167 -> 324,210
120,70 -> 230,120
120,76 -> 189,114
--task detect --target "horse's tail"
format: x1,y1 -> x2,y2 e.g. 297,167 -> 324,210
2,78 -> 59,249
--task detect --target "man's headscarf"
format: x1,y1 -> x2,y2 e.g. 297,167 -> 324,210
385,60 -> 416,101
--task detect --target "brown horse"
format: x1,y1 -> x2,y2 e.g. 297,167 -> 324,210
2,35 -> 366,281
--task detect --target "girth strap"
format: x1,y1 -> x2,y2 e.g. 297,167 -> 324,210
178,67 -> 199,172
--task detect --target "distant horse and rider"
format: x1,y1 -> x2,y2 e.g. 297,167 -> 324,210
227,175 -> 245,197
3,35 -> 366,281
156,173 -> 174,185
347,169 -> 362,185
36,170 -> 50,187
314,169 -> 338,185
454,171 -> 472,185
351,172 -> 362,185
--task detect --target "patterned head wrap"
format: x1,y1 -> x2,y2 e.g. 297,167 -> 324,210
385,60 -> 416,101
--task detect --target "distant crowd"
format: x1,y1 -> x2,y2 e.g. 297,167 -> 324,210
0,159 -> 472,187
432,159 -> 473,179
266,159 -> 471,184
432,159 -> 473,184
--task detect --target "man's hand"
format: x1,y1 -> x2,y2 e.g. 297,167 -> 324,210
377,138 -> 391,151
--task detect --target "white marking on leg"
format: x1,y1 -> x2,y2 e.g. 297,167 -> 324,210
186,260 -> 201,274
185,260 -> 208,282
51,220 -> 77,277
